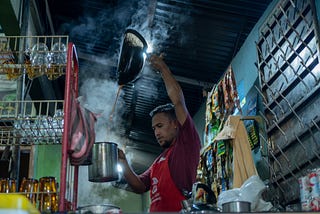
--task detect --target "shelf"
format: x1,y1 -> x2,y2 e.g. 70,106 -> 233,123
0,35 -> 68,80
1,36 -> 81,211
0,100 -> 64,145
0,63 -> 66,80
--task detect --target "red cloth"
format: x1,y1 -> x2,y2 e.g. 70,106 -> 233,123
69,95 -> 96,165
149,147 -> 185,212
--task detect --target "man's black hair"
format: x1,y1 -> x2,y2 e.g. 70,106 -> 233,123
149,103 -> 176,120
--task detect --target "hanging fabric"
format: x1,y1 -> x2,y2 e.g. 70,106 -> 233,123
215,115 -> 257,188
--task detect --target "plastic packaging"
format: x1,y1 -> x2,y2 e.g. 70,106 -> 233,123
217,175 -> 273,212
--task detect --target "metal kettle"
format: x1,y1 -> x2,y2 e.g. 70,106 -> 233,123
117,29 -> 148,85
181,182 -> 219,213
88,142 -> 119,182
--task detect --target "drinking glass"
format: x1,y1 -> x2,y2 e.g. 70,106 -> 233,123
38,176 -> 58,212
53,109 -> 64,137
19,178 -> 39,206
0,40 -> 19,79
47,42 -> 66,80
29,43 -> 49,79
5,60 -> 21,80
0,178 -> 16,193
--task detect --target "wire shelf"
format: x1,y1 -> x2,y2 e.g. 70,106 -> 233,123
0,100 -> 64,145
0,35 -> 68,80
0,36 -> 80,211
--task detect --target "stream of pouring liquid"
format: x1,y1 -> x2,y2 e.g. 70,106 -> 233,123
109,85 -> 123,123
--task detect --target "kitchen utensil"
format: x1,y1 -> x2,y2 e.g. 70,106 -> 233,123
222,201 -> 251,212
192,182 -> 216,205
117,29 -> 148,85
88,142 -> 119,182
181,183 -> 219,213
77,204 -> 121,214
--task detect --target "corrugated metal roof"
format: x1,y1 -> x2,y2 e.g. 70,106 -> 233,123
44,0 -> 272,153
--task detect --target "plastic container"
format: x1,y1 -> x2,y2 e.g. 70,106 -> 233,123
0,194 -> 40,214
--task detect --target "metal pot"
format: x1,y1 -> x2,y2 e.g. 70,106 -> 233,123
222,201 -> 251,212
117,29 -> 148,85
77,204 -> 121,214
88,142 -> 119,182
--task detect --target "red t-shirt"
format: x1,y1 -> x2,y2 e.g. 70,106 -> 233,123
140,113 -> 201,193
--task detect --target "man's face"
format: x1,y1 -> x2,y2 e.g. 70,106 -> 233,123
151,112 -> 178,148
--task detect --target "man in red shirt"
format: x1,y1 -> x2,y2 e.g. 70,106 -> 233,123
118,54 -> 201,212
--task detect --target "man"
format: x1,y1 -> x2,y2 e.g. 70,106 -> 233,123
118,54 -> 201,212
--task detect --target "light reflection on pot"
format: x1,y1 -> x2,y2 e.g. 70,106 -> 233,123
88,142 -> 119,182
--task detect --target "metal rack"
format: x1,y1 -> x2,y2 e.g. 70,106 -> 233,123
0,35 -> 79,212
256,0 -> 320,209
0,100 -> 64,145
0,35 -> 68,80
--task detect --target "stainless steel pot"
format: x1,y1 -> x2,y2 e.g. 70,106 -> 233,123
88,142 -> 119,182
77,204 -> 121,214
117,29 -> 148,85
222,201 -> 251,212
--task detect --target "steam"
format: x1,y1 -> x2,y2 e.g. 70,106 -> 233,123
67,0 -> 194,140
79,78 -> 132,146
77,79 -> 137,207
58,0 -> 194,208
127,1 -> 169,54
77,166 -> 139,208
79,79 -> 119,114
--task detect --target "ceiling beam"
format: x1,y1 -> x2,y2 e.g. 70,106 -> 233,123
174,74 -> 215,88
148,0 -> 157,28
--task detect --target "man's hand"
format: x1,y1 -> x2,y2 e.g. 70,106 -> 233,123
117,148 -> 147,193
118,148 -> 127,163
148,53 -> 188,125
148,54 -> 168,73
